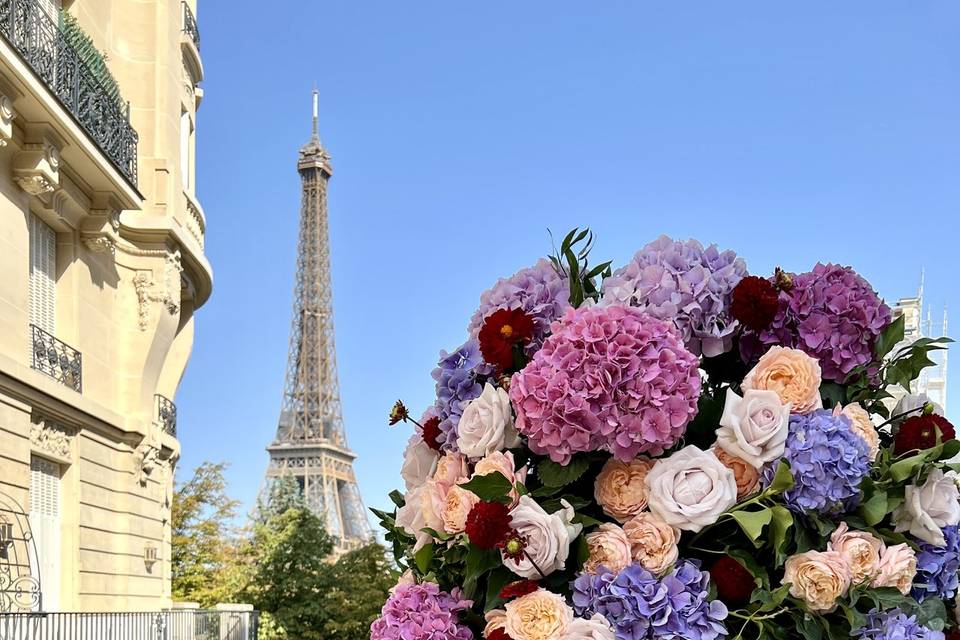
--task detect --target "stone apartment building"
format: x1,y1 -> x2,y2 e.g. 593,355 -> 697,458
0,0 -> 207,613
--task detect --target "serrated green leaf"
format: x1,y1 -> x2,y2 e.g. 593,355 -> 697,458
389,489 -> 405,508
858,489 -> 888,527
459,471 -> 513,502
537,456 -> 590,487
414,542 -> 434,573
732,508 -> 773,544
889,452 -> 928,482
464,545 -> 501,583
875,315 -> 905,359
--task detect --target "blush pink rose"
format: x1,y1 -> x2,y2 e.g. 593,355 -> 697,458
622,512 -> 680,575
742,346 -> 823,414
873,543 -> 917,595
782,550 -> 851,613
433,452 -> 470,492
582,523 -> 632,574
827,522 -> 883,585
442,484 -> 480,534
593,457 -> 655,523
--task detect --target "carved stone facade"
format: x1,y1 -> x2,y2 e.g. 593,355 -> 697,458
29,416 -> 78,461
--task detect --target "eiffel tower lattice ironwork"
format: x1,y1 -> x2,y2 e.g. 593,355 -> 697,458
264,91 -> 371,551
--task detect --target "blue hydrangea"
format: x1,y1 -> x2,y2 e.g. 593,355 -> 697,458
571,560 -> 728,640
431,339 -> 486,451
763,410 -> 870,515
913,525 -> 960,602
853,609 -> 944,640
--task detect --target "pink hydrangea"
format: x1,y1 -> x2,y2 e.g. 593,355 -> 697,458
510,305 -> 701,464
369,582 -> 474,640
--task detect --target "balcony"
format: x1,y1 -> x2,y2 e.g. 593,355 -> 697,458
156,394 -> 177,437
182,2 -> 199,50
30,325 -> 81,393
0,0 -> 139,186
0,610 -> 260,639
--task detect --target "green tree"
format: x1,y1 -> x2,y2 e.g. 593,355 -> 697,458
171,461 -> 243,606
317,543 -> 397,639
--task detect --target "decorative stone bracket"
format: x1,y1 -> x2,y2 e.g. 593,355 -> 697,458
80,200 -> 122,255
0,92 -> 15,148
132,251 -> 183,330
12,129 -> 62,203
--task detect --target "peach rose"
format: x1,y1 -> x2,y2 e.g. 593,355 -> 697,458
712,446 -> 761,499
442,484 -> 480,534
742,346 -> 823,414
827,522 -> 883,585
582,523 -> 632,574
484,609 -> 508,637
873,543 -> 917,595
473,451 -> 528,507
504,589 -> 573,640
838,404 -> 879,461
433,452 -> 470,491
622,512 -> 680,575
594,457 -> 655,523
782,550 -> 850,613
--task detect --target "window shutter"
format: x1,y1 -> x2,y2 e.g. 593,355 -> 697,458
29,214 -> 56,336
29,456 -> 61,611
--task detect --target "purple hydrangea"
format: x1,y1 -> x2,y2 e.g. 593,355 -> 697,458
572,560 -> 728,640
763,410 -> 870,515
601,235 -> 747,357
741,263 -> 892,382
853,608 -> 944,640
510,305 -> 701,464
369,582 -> 474,640
467,258 -> 572,356
913,525 -> 960,602
431,340 -> 486,452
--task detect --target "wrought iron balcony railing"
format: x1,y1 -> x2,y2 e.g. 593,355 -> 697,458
0,610 -> 260,639
0,0 -> 139,185
181,2 -> 199,50
30,325 -> 81,393
156,394 -> 177,437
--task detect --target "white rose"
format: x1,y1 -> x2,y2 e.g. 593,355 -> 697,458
565,614 -> 616,640
457,383 -> 520,458
716,388 -> 791,467
400,434 -> 439,491
894,469 -> 960,546
645,445 -> 738,532
502,495 -> 582,579
395,485 -> 432,551
894,393 -> 944,419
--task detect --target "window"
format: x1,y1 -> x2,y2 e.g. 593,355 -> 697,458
29,214 -> 56,337
30,456 -> 61,611
180,109 -> 192,189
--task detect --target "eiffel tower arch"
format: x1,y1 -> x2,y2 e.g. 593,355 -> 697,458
263,91 -> 372,552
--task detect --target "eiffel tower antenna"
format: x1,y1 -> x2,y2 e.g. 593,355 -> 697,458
263,91 -> 371,551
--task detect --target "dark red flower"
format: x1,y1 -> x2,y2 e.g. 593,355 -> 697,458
894,414 -> 956,455
499,579 -> 539,600
389,400 -> 409,425
499,530 -> 529,564
420,416 -> 443,451
709,556 -> 756,607
479,308 -> 535,371
465,501 -> 512,549
944,631 -> 960,640
487,629 -> 516,640
730,275 -> 780,332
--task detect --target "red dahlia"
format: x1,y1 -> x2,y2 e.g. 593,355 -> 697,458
709,556 -> 756,607
730,275 -> 780,332
479,308 -> 535,372
487,630 -> 515,640
465,501 -> 512,549
894,414 -> 956,455
944,631 -> 960,640
499,579 -> 539,600
420,416 -> 443,452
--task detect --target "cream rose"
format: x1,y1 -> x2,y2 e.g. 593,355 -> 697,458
400,434 -> 439,490
716,388 -> 791,467
893,469 -> 960,546
827,522 -> 884,585
395,484 -> 437,551
433,452 -> 470,491
502,496 -> 582,579
594,457 -> 655,523
582,523 -> 632,574
836,404 -> 880,462
504,589 -> 573,640
712,446 -> 761,499
645,446 -> 738,532
622,512 -> 680,575
473,450 -> 528,507
782,550 -> 851,613
484,609 -> 508,637
873,543 -> 917,595
565,614 -> 616,640
442,484 -> 480,534
742,346 -> 823,414
457,383 -> 520,458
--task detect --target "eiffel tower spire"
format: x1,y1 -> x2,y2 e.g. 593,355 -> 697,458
264,91 -> 371,551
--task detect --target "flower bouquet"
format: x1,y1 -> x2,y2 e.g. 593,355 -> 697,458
370,230 -> 957,640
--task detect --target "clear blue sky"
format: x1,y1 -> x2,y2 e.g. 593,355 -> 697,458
180,2 -> 959,520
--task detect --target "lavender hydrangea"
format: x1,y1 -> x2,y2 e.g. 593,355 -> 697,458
853,609 -> 944,640
369,582 -> 474,640
913,525 -> 960,602
763,410 -> 870,515
601,235 -> 747,357
431,340 -> 486,452
741,263 -> 892,382
467,258 -> 572,356
571,560 -> 728,640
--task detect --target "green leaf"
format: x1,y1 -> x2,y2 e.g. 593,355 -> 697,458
389,490 -> 406,508
728,548 -> 770,590
464,545 -> 501,583
875,315 -> 905,359
769,505 -> 794,564
459,472 -> 513,502
889,452 -> 927,482
858,489 -> 889,527
572,513 -> 604,528
414,543 -> 434,574
732,508 -> 773,544
767,460 -> 795,495
537,456 -> 590,488
916,597 -> 947,630
530,484 -> 564,498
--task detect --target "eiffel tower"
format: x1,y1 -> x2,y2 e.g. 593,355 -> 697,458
263,91 -> 372,551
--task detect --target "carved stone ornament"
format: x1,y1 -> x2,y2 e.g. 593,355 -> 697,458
132,251 -> 183,330
82,235 -> 116,255
0,93 -> 16,147
133,441 -> 161,487
30,416 -> 77,461
14,175 -> 55,196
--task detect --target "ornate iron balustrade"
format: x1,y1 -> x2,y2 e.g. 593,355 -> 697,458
181,2 -> 199,50
0,0 -> 139,185
30,325 -> 81,393
0,610 -> 260,639
156,394 -> 177,437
